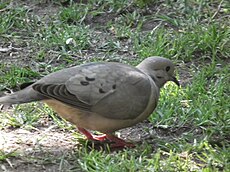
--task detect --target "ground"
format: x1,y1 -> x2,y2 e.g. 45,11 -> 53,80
0,0 -> 229,171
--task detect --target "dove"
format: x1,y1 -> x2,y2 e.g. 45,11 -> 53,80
0,56 -> 179,148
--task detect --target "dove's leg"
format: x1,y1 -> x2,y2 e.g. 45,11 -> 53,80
105,134 -> 135,148
77,127 -> 107,141
78,127 -> 134,148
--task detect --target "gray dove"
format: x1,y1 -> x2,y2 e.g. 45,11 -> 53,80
0,56 -> 179,148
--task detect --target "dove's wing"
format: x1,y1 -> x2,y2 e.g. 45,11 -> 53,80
32,62 -> 153,120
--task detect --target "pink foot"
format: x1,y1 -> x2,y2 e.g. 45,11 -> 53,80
78,127 -> 135,148
77,127 -> 107,141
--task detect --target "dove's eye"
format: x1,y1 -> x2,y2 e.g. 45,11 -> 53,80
166,66 -> 170,72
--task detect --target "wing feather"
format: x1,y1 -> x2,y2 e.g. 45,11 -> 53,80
33,84 -> 91,111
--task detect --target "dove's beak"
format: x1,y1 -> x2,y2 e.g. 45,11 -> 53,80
170,76 -> 180,86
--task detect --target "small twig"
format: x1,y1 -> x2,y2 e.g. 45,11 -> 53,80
0,8 -> 8,12
0,44 -> 22,53
6,158 -> 14,168
210,0 -> 224,21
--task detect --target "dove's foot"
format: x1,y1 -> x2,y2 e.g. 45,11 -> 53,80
77,127 -> 107,141
78,127 -> 134,148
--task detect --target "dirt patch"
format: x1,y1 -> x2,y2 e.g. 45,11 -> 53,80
0,118 -> 200,172
0,126 -> 78,172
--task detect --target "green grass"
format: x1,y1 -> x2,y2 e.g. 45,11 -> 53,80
0,65 -> 40,89
0,0 -> 229,171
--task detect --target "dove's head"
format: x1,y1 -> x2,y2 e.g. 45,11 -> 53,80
137,56 -> 180,88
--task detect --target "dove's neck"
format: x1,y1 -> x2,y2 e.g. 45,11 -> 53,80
137,65 -> 162,88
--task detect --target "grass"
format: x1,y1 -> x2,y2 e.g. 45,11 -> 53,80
0,0 -> 229,171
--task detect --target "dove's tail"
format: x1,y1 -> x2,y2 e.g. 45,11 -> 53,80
0,87 -> 45,105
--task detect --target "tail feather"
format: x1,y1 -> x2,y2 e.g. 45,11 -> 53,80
0,86 -> 46,105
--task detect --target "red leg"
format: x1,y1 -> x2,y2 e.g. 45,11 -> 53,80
77,127 -> 107,141
77,127 -> 135,148
105,134 -> 135,148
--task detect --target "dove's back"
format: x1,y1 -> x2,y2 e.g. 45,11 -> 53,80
0,62 -> 150,108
